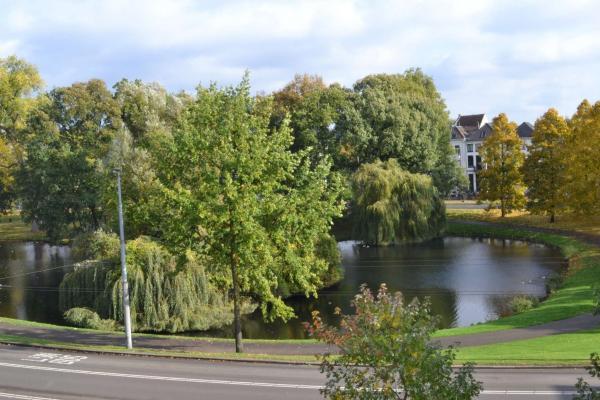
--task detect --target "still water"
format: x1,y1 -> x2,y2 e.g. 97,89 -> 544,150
0,237 -> 564,339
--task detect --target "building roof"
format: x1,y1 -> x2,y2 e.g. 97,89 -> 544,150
451,114 -> 533,142
517,122 -> 534,138
455,114 -> 485,129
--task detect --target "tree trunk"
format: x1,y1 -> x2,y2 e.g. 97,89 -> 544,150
550,212 -> 555,223
231,261 -> 243,353
229,205 -> 243,353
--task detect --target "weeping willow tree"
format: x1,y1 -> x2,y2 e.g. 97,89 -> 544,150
60,231 -> 242,332
351,159 -> 445,245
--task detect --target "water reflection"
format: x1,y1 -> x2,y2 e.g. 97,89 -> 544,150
0,237 -> 564,340
0,241 -> 73,323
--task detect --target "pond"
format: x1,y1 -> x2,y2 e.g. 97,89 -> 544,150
0,237 -> 565,339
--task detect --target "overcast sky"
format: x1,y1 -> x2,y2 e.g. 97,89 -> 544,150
1,0 -> 599,122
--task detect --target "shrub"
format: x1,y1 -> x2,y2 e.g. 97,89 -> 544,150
306,284 -> 482,399
509,295 -> 539,314
64,307 -> 117,331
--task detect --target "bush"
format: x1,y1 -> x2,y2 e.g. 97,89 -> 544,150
509,295 -> 539,314
306,284 -> 482,399
64,307 -> 117,331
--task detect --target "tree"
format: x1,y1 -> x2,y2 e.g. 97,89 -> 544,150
522,108 -> 571,222
305,284 -> 483,400
574,353 -> 600,399
18,79 -> 122,241
564,100 -> 600,215
351,70 -> 459,189
478,113 -> 525,217
0,137 -> 17,212
0,56 -> 43,141
156,76 -> 345,352
351,159 -> 445,246
0,56 -> 43,211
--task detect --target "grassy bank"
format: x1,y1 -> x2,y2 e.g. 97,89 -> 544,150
447,208 -> 600,237
0,212 -> 46,241
435,221 -> 600,338
455,328 -> 600,366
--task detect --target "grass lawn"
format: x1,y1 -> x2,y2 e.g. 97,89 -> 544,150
434,221 -> 600,338
0,212 -> 46,241
456,328 -> 600,366
447,208 -> 600,237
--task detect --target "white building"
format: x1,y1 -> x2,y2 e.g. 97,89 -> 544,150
450,114 -> 533,193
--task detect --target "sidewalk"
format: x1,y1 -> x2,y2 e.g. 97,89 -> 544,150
1,313 -> 598,355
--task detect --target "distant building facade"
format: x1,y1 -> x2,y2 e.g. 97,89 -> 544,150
450,114 -> 533,193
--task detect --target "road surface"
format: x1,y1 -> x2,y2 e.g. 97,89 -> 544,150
0,345 -> 590,399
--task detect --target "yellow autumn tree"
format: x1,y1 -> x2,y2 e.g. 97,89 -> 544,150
522,108 -> 571,222
478,113 -> 525,217
564,100 -> 600,215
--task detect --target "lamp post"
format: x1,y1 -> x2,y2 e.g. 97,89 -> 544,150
114,168 -> 133,349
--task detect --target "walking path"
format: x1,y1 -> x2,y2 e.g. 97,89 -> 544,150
1,312 -> 598,355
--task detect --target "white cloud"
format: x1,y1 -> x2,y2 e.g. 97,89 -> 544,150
1,0 -> 599,121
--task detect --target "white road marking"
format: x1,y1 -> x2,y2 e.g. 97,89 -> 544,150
21,353 -> 87,365
0,361 -> 580,396
0,393 -> 62,400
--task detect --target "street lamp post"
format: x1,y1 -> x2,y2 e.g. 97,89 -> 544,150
114,168 -> 133,349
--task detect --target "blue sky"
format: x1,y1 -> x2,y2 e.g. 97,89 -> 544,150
1,0 -> 599,122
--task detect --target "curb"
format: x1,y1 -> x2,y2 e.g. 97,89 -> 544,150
0,341 -> 588,369
0,341 -> 321,366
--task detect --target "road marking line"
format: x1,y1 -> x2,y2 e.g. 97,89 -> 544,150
0,361 -> 580,395
0,393 -> 62,400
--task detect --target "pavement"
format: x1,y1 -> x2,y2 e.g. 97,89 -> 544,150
0,345 -> 590,399
1,312 -> 599,356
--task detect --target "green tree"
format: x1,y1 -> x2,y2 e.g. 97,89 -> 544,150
351,159 -> 445,246
478,113 -> 525,217
351,70 -> 459,190
0,55 -> 43,141
564,100 -> 600,215
522,108 -> 571,222
18,79 -> 122,241
156,76 -> 345,352
0,137 -> 17,212
0,56 -> 43,211
306,284 -> 483,400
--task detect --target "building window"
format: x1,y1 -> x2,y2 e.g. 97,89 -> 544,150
475,144 -> 481,152
476,155 -> 482,170
468,174 -> 475,192
468,155 -> 475,168
467,144 -> 474,152
454,145 -> 460,156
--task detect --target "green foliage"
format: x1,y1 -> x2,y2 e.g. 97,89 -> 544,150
155,75 -> 345,351
0,137 -> 17,212
564,100 -> 600,215
478,113 -> 526,217
18,79 -> 122,241
523,108 -> 571,222
351,159 -> 446,245
0,55 -> 43,141
351,70 -> 460,188
509,295 -> 539,314
574,353 -> 600,399
306,284 -> 482,400
64,307 -> 117,331
60,234 -> 237,333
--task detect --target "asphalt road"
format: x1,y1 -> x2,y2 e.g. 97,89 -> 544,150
0,345 -> 590,399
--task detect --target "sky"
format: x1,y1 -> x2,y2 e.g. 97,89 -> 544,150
1,0 -> 599,123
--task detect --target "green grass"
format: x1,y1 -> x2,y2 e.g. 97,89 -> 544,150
0,212 -> 46,241
434,221 -> 600,338
0,333 -> 318,363
0,317 -> 318,345
456,328 -> 600,366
